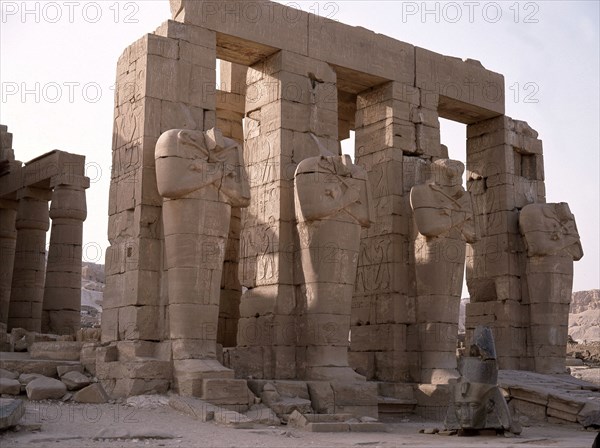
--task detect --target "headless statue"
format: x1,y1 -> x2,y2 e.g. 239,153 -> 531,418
295,154 -> 374,381
410,159 -> 477,383
155,128 -> 250,393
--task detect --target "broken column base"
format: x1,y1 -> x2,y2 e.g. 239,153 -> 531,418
95,342 -> 172,398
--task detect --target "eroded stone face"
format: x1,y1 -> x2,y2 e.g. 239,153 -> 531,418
445,326 -> 521,434
520,202 -> 583,260
295,155 -> 374,381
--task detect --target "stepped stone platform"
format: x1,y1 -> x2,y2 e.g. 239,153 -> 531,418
499,370 -> 600,428
0,352 -> 81,378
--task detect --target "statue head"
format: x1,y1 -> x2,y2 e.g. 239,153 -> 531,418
452,381 -> 496,429
155,128 -> 250,206
430,159 -> 465,187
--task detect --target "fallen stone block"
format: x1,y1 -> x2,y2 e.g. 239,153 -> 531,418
73,383 -> 109,404
26,376 -> 67,400
57,365 -> 84,377
29,341 -> 83,361
577,402 -> 600,428
0,368 -> 18,380
269,396 -> 313,415
0,398 -> 24,429
61,371 -> 91,391
0,378 -> 21,395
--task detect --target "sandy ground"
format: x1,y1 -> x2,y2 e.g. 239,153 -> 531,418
1,400 -> 597,448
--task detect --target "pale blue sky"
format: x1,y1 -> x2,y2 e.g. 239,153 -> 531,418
1,1 -> 598,293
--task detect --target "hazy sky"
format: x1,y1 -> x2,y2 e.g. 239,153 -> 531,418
1,1 -> 598,293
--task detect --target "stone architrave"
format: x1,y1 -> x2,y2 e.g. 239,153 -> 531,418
519,202 -> 583,374
445,326 -> 521,435
155,128 -> 250,392
295,154 -> 374,381
410,159 -> 477,384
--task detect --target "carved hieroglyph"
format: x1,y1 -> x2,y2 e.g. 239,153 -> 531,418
445,326 -> 521,434
410,159 -> 477,383
520,202 -> 583,374
295,154 -> 374,381
156,128 -> 250,388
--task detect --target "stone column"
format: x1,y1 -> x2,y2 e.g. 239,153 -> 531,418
42,175 -> 89,335
351,82 -> 441,382
465,116 -> 545,370
0,200 -> 18,328
8,187 -> 51,332
237,50 -> 338,379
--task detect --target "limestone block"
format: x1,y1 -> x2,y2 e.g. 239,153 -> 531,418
374,351 -> 411,382
224,347 -> 265,379
0,368 -> 18,380
61,371 -> 91,391
0,399 -> 24,429
118,306 -> 161,341
202,379 -> 251,405
347,352 -> 375,380
57,365 -> 84,377
29,342 -> 82,361
245,404 -> 280,425
356,119 -> 416,156
0,378 -> 20,395
73,383 -> 109,404
26,376 -> 67,400
307,381 -> 335,414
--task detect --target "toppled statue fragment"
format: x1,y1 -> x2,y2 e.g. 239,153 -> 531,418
445,326 -> 522,435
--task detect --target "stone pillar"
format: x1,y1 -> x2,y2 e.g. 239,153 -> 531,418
216,61 -> 247,347
351,82 -> 442,383
0,200 -> 18,328
42,175 -> 89,335
465,116 -> 545,370
8,187 -> 51,332
103,21 -> 217,346
237,50 -> 338,379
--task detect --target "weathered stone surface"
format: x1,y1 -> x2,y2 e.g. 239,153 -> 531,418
73,383 -> 109,404
0,368 -> 18,380
26,376 -> 67,400
60,371 -> 91,391
0,378 -> 21,395
169,395 -> 217,422
0,398 -> 24,429
245,404 -> 280,425
29,341 -> 83,361
57,365 -> 84,377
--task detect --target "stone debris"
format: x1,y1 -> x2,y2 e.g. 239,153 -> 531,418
26,376 -> 67,400
73,383 -> 109,404
245,404 -> 281,425
60,371 -> 91,391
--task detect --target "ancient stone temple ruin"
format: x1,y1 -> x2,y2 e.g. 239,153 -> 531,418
0,125 -> 90,341
94,0 -> 585,420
